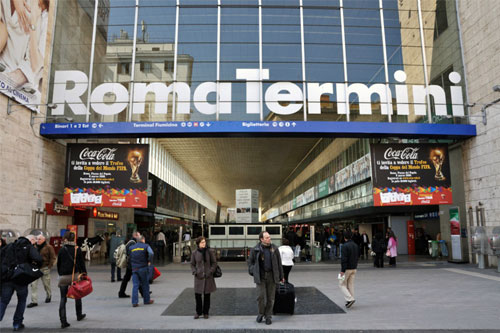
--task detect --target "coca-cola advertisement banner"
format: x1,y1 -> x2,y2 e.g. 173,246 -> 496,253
64,144 -> 149,208
370,143 -> 452,206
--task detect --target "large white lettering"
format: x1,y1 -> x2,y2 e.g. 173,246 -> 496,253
51,69 -> 465,120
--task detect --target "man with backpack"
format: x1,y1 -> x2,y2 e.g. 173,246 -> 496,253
118,231 -> 142,298
0,235 -> 43,331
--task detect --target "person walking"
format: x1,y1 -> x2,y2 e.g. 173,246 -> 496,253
155,230 -> 166,261
109,232 -> 124,283
361,231 -> 370,259
57,231 -> 87,329
27,234 -> 56,308
387,231 -> 398,267
278,238 -> 294,283
248,231 -> 284,325
118,232 -> 140,298
371,232 -> 386,268
339,230 -> 359,309
190,236 -> 217,319
129,235 -> 154,307
0,235 -> 42,331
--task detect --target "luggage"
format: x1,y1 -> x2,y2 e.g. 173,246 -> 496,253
273,282 -> 295,315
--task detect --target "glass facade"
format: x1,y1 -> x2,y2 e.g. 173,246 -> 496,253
49,0 -> 467,124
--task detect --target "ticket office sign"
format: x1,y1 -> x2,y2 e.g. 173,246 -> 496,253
64,144 -> 149,208
371,143 -> 452,206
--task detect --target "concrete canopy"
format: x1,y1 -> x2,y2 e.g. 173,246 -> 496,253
155,137 -> 320,210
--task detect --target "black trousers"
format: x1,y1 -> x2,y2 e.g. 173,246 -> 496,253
195,293 -> 211,315
389,256 -> 397,266
374,252 -> 384,268
59,286 -> 82,324
283,265 -> 292,282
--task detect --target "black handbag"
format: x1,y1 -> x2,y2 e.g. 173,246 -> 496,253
214,265 -> 222,278
10,245 -> 43,285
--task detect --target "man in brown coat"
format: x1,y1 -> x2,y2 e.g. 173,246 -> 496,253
27,235 -> 56,308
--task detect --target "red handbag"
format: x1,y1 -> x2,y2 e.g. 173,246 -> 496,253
152,267 -> 161,280
67,274 -> 93,299
66,246 -> 93,300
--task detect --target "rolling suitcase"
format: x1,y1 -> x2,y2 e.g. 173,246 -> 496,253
273,282 -> 295,315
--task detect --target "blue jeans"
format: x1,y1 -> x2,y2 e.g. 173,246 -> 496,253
132,267 -> 150,305
0,281 -> 28,327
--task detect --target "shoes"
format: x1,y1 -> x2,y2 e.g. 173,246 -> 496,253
346,300 -> 355,308
13,324 -> 25,331
61,322 -> 70,329
117,278 -> 122,281
256,314 -> 264,323
45,297 -> 51,303
203,314 -> 209,319
132,304 -> 138,307
265,317 -> 272,325
111,279 -> 115,282
118,293 -> 130,298
194,314 -> 200,319
77,314 -> 86,321
26,303 -> 37,308
145,300 -> 154,305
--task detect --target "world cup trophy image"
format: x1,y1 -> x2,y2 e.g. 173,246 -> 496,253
429,148 -> 446,181
127,150 -> 143,183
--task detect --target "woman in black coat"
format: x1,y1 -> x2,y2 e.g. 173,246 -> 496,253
57,232 -> 87,328
190,236 -> 217,319
372,232 -> 386,268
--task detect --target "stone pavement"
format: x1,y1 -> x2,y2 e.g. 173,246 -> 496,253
1,256 -> 499,332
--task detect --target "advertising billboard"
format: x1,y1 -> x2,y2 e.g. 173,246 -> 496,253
0,0 -> 52,110
64,144 -> 149,208
371,143 -> 452,206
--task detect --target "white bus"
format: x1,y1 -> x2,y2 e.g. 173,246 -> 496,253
208,223 -> 283,260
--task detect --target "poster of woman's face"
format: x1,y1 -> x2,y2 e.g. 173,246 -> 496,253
0,0 -> 51,110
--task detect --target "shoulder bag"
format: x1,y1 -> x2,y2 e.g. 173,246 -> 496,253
67,246 -> 93,300
10,245 -> 43,285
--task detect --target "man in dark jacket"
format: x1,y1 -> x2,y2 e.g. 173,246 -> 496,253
0,235 -> 43,331
248,231 -> 284,325
339,230 -> 359,309
129,235 -> 154,307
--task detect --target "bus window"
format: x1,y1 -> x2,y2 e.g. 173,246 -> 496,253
229,226 -> 244,235
247,226 -> 262,235
210,226 -> 226,236
266,226 -> 281,235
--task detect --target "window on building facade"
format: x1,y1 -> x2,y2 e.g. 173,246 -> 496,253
140,61 -> 153,73
164,61 -> 174,73
434,0 -> 448,40
118,62 -> 130,75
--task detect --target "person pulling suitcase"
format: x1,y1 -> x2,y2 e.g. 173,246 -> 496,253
248,231 -> 284,325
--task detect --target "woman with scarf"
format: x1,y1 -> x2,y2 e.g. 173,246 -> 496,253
190,236 -> 217,319
57,231 -> 87,328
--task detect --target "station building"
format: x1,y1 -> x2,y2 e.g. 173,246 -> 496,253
0,0 -> 499,267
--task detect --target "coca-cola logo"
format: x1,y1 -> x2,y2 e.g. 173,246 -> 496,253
383,147 -> 419,160
79,147 -> 117,161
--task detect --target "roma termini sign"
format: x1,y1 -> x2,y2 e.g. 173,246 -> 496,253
51,69 -> 465,118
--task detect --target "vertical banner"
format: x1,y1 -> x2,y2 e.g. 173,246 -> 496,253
64,144 -> 149,208
449,207 -> 462,261
407,220 -> 416,255
0,1 -> 52,110
371,144 -> 452,206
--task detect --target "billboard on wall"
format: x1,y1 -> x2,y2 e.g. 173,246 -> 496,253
371,143 -> 452,206
0,1 -> 52,111
64,144 -> 149,208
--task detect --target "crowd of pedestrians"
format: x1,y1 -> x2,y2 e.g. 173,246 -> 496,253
0,225 -> 400,330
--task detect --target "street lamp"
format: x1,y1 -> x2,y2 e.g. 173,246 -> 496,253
6,99 -> 57,115
479,85 -> 500,126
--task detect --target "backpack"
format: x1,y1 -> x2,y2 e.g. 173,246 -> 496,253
115,243 -> 127,269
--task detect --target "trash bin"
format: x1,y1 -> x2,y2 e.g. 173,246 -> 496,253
313,246 -> 322,262
429,240 -> 439,258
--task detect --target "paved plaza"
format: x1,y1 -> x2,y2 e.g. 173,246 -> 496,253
1,257 -> 499,332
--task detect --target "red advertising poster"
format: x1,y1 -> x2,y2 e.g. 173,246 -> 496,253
371,144 -> 452,206
407,220 -> 416,255
63,144 -> 149,208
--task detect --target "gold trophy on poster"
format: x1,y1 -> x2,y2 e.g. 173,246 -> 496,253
430,148 -> 446,181
128,150 -> 143,183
